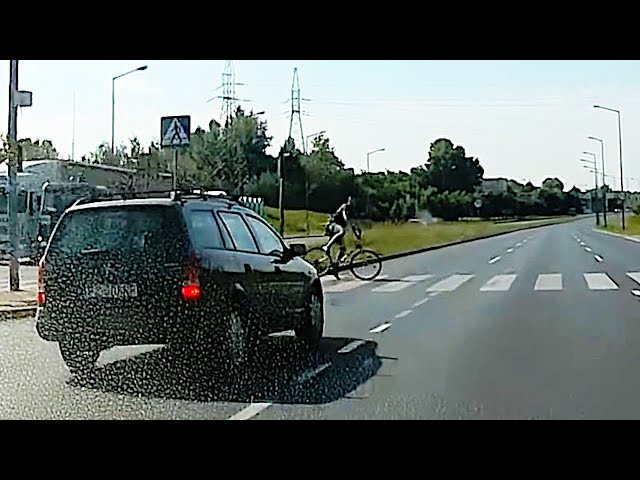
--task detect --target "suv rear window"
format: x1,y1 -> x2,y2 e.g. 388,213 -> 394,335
187,210 -> 225,250
49,206 -> 187,260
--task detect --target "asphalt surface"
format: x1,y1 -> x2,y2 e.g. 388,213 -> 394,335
3,215 -> 640,419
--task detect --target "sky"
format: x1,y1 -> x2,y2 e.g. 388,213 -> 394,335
1,60 -> 640,191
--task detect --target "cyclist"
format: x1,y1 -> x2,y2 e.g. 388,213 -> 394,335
323,196 -> 351,265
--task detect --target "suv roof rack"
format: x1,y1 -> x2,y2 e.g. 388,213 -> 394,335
70,188 -> 246,208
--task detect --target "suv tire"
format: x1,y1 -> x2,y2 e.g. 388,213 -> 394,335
295,287 -> 324,349
59,341 -> 100,376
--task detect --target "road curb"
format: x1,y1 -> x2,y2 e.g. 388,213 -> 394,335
592,228 -> 640,243
0,306 -> 37,321
338,216 -> 585,272
284,234 -> 324,240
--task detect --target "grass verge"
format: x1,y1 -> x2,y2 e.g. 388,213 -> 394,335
299,215 -> 579,257
264,207 -> 328,237
599,213 -> 640,236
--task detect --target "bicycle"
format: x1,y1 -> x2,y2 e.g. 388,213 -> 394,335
304,224 -> 383,281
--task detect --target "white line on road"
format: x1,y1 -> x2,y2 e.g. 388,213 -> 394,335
228,403 -> 273,421
426,274 -> 475,292
584,247 -> 592,252
584,273 -> 618,290
594,255 -> 603,263
488,256 -> 501,264
506,248 -> 514,253
297,363 -> 331,383
632,290 -> 640,298
371,274 -> 431,293
580,242 -> 586,246
338,340 -> 367,354
394,310 -> 412,319
515,242 -> 523,247
534,273 -> 563,291
412,298 -> 430,308
323,274 -> 389,293
480,274 -> 517,292
403,274 -> 433,282
428,292 -> 441,297
370,323 -> 392,334
627,273 -> 640,286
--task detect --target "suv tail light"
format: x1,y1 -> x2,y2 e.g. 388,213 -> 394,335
37,258 -> 46,305
181,252 -> 201,302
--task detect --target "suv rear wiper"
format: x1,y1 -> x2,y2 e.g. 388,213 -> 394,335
80,248 -> 108,255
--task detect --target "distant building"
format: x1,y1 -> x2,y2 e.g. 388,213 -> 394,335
481,178 -> 508,193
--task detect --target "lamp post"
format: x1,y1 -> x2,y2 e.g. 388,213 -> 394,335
587,137 -> 607,226
594,105 -> 624,229
581,155 -> 599,225
366,148 -> 385,173
112,65 -> 148,154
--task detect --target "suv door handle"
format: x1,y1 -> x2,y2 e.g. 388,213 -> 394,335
244,264 -> 252,273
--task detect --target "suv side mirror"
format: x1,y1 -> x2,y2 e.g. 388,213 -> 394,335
288,243 -> 306,258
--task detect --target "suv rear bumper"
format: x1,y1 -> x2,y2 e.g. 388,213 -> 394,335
35,302 -> 214,346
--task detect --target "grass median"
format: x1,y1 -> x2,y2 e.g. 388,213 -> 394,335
265,207 -> 328,237
599,213 -> 640,235
296,215 -> 578,257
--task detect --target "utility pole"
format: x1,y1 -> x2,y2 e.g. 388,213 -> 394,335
7,60 -> 20,291
206,61 -> 248,126
278,150 -> 285,237
71,91 -> 76,161
281,68 -> 307,237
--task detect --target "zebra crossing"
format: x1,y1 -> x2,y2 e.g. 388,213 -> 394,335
321,270 -> 640,295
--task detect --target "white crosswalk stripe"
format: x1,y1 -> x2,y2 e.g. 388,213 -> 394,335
534,274 -> 562,291
584,273 -> 618,290
371,274 -> 433,293
627,272 -> 640,285
426,274 -> 474,293
322,274 -> 388,293
480,274 -> 517,292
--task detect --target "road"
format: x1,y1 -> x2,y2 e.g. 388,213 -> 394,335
3,216 -> 640,419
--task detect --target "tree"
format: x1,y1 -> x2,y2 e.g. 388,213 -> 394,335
300,135 -> 353,213
423,138 -> 484,193
538,177 -> 566,215
89,141 -> 128,167
17,138 -> 60,160
426,190 -> 472,221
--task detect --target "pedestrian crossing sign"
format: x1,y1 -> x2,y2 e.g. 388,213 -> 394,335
161,115 -> 191,148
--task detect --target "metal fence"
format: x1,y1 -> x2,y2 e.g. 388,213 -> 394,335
239,196 -> 265,218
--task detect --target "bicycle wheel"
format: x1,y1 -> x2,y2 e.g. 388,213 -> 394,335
305,247 -> 332,276
349,249 -> 382,281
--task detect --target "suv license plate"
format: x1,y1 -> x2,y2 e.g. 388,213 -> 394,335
86,284 -> 138,299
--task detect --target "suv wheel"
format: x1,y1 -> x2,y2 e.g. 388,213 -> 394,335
59,341 -> 100,376
295,287 -> 324,349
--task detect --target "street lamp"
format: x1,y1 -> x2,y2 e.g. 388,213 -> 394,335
306,130 -> 326,153
582,155 -> 600,225
594,104 -> 624,229
587,138 -> 608,226
367,148 -> 386,173
112,65 -> 148,154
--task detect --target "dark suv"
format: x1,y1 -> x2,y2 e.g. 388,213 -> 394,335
35,191 -> 324,375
